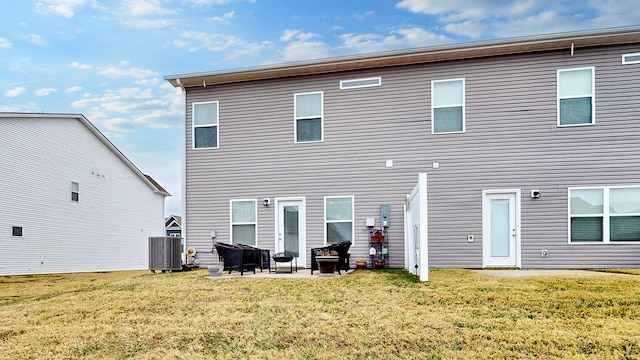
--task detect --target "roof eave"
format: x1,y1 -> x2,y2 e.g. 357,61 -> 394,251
165,25 -> 640,88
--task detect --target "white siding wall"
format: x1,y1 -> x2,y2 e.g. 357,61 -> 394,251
0,116 -> 165,275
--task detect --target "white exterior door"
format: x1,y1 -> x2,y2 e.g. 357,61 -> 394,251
276,198 -> 306,267
483,190 -> 521,268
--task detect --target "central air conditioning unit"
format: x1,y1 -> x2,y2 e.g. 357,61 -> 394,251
149,236 -> 182,272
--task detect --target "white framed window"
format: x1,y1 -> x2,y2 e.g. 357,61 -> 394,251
230,199 -> 257,246
622,53 -> 640,64
71,181 -> 79,202
324,196 -> 354,245
557,67 -> 595,126
340,77 -> 382,90
569,186 -> 640,243
431,78 -> 465,134
294,92 -> 323,143
192,101 -> 219,149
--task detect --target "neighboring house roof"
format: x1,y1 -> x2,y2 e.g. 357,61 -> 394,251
165,25 -> 640,88
165,215 -> 182,228
0,112 -> 170,197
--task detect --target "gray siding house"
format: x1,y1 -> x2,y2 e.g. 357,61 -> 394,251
166,26 -> 640,270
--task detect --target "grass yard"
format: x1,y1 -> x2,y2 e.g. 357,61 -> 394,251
1,268 -> 640,359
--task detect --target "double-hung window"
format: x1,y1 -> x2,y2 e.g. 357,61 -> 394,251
557,67 -> 595,126
230,199 -> 257,246
294,92 -> 323,143
324,196 -> 354,244
193,101 -> 219,149
431,78 -> 465,134
569,186 -> 640,243
71,181 -> 79,202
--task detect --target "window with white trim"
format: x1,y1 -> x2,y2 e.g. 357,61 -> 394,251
557,67 -> 594,126
192,101 -> 219,149
569,186 -> 640,243
340,77 -> 381,89
431,78 -> 465,134
324,196 -> 354,244
622,53 -> 640,64
295,92 -> 323,143
71,181 -> 79,202
230,199 -> 257,246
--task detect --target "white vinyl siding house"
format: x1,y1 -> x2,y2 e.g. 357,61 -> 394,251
166,26 -> 640,270
0,113 -> 168,276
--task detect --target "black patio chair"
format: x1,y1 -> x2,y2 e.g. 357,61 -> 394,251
213,242 -> 257,275
236,244 -> 270,272
310,241 -> 351,275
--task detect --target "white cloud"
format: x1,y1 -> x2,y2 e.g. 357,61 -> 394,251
173,31 -> 271,54
23,33 -> 48,46
65,86 -> 83,93
5,86 -> 27,98
99,65 -> 159,80
119,0 -> 175,16
120,18 -> 178,28
396,0 -> 638,39
36,0 -> 87,18
211,11 -> 235,23
280,29 -> 320,42
0,37 -> 12,48
355,10 -> 374,21
71,61 -> 93,70
35,88 -> 58,96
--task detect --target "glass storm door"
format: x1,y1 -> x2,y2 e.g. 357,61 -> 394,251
277,199 -> 305,266
483,192 -> 518,267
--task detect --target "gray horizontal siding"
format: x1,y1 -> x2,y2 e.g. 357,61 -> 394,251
184,43 -> 640,269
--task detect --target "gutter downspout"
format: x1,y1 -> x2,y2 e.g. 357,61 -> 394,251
176,78 -> 185,91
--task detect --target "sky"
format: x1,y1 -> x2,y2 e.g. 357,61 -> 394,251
1,1 -> 639,217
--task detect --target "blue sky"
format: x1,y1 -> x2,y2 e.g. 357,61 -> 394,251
2,1 -> 638,216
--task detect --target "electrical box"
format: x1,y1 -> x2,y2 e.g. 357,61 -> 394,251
366,218 -> 375,227
380,204 -> 390,228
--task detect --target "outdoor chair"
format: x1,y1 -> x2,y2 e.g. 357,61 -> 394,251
310,241 -> 351,274
213,242 -> 257,275
236,244 -> 270,272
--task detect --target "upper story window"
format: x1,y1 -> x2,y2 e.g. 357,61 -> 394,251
340,77 -> 381,89
431,78 -> 465,134
569,186 -> 640,243
325,196 -> 354,245
557,67 -> 594,126
294,92 -> 323,143
622,53 -> 640,64
230,199 -> 257,246
71,181 -> 79,202
193,101 -> 219,149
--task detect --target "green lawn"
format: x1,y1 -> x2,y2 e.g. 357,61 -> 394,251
1,268 -> 639,359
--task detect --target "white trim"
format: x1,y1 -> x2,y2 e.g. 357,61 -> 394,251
294,91 -> 324,143
324,195 -> 355,245
274,196 -> 307,266
482,189 -> 521,268
431,78 -> 465,134
568,185 -> 640,244
192,101 -> 219,149
556,66 -> 595,127
229,199 -> 258,246
340,77 -> 382,89
622,52 -> 640,64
